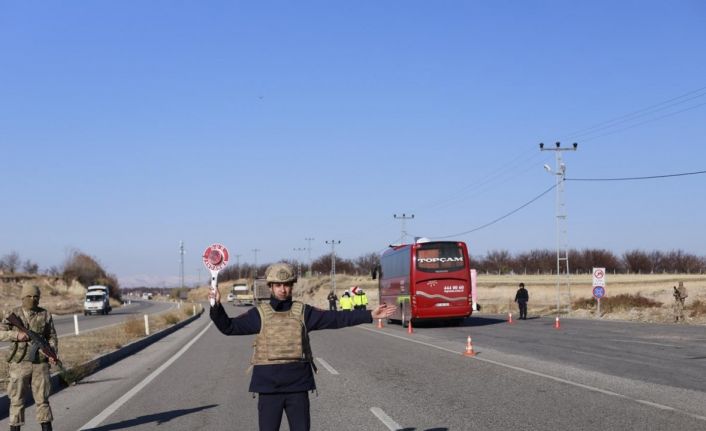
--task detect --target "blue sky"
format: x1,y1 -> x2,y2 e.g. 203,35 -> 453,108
1,1 -> 705,287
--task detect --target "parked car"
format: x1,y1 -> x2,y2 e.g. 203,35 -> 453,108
227,293 -> 236,303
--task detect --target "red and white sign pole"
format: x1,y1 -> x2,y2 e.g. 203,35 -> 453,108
203,243 -> 229,307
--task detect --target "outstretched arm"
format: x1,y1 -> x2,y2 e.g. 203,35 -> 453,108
371,303 -> 396,320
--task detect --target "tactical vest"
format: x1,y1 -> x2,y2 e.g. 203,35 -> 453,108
6,306 -> 52,364
251,302 -> 314,368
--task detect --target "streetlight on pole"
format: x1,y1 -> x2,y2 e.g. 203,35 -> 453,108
305,237 -> 315,277
235,254 -> 242,279
393,213 -> 415,244
540,141 -> 578,315
293,247 -> 306,279
252,249 -> 260,277
325,240 -> 341,294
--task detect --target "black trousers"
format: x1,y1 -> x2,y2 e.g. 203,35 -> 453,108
518,301 -> 528,319
258,392 -> 310,431
328,301 -> 337,311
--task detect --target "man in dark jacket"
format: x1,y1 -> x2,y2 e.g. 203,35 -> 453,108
326,290 -> 338,311
514,282 -> 529,320
210,262 -> 395,431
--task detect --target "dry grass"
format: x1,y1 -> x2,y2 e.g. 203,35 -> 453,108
689,299 -> 706,318
573,293 -> 662,313
188,273 -> 706,324
0,303 -> 202,387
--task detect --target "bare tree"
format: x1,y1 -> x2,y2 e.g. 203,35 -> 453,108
22,259 -> 39,274
622,250 -> 651,274
0,251 -> 21,273
354,252 -> 380,276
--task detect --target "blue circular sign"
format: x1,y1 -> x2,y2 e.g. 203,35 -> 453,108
593,286 -> 605,299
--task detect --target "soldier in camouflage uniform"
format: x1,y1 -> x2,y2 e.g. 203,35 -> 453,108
210,262 -> 396,431
0,285 -> 57,431
0,286 -> 58,431
673,281 -> 688,323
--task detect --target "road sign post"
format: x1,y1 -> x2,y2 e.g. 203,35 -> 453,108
592,267 -> 606,317
203,243 -> 229,307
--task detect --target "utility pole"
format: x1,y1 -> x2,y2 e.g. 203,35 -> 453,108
235,254 -> 242,279
179,241 -> 185,289
305,237 -> 315,277
540,141 -> 578,315
252,249 -> 260,277
393,213 -> 415,244
197,268 -> 202,287
325,240 -> 341,294
293,248 -> 306,278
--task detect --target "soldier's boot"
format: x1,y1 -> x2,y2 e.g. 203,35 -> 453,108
10,426 -> 20,431
40,423 -> 52,431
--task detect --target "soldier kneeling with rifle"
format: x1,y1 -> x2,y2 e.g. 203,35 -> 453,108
0,285 -> 59,431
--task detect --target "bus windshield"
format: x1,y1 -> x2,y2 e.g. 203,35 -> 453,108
416,243 -> 465,273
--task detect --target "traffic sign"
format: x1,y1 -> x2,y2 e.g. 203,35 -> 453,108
593,286 -> 605,299
592,267 -> 606,287
203,243 -> 230,307
203,243 -> 229,271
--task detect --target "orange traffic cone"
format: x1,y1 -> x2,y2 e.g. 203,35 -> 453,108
463,336 -> 476,357
376,318 -> 383,329
407,320 -> 413,334
554,316 -> 561,329
508,312 -> 514,324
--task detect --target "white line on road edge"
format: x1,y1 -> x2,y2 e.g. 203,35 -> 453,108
359,326 -> 706,423
315,357 -> 339,375
79,322 -> 213,430
370,407 -> 403,431
608,338 -> 680,348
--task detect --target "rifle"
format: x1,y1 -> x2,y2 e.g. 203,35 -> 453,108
6,312 -> 65,372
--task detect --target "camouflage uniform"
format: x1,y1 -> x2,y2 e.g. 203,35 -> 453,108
0,287 -> 57,428
673,282 -> 688,323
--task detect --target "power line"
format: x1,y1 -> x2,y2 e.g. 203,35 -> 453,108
431,183 -> 558,239
567,169 -> 706,182
561,86 -> 706,140
578,101 -> 706,142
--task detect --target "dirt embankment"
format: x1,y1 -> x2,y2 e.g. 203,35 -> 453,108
0,274 -> 104,316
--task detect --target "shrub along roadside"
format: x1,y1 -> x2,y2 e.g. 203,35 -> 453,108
572,293 -> 663,313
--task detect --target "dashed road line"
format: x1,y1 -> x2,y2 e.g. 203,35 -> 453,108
609,338 -> 680,348
315,357 -> 339,375
370,407 -> 402,431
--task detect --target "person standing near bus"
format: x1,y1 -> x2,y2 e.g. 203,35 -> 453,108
514,282 -> 529,320
339,291 -> 353,311
326,290 -> 338,311
352,287 -> 368,310
209,262 -> 395,431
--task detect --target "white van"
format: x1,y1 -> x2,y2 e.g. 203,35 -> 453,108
84,285 -> 112,315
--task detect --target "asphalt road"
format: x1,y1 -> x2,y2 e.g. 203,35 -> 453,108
3,308 -> 706,430
0,299 -> 175,350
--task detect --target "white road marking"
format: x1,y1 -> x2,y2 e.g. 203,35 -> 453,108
79,322 -> 213,430
609,338 -> 680,348
370,407 -> 403,431
315,357 -> 339,375
359,326 -> 706,423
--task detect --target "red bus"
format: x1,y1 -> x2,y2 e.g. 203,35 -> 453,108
377,240 -> 478,326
